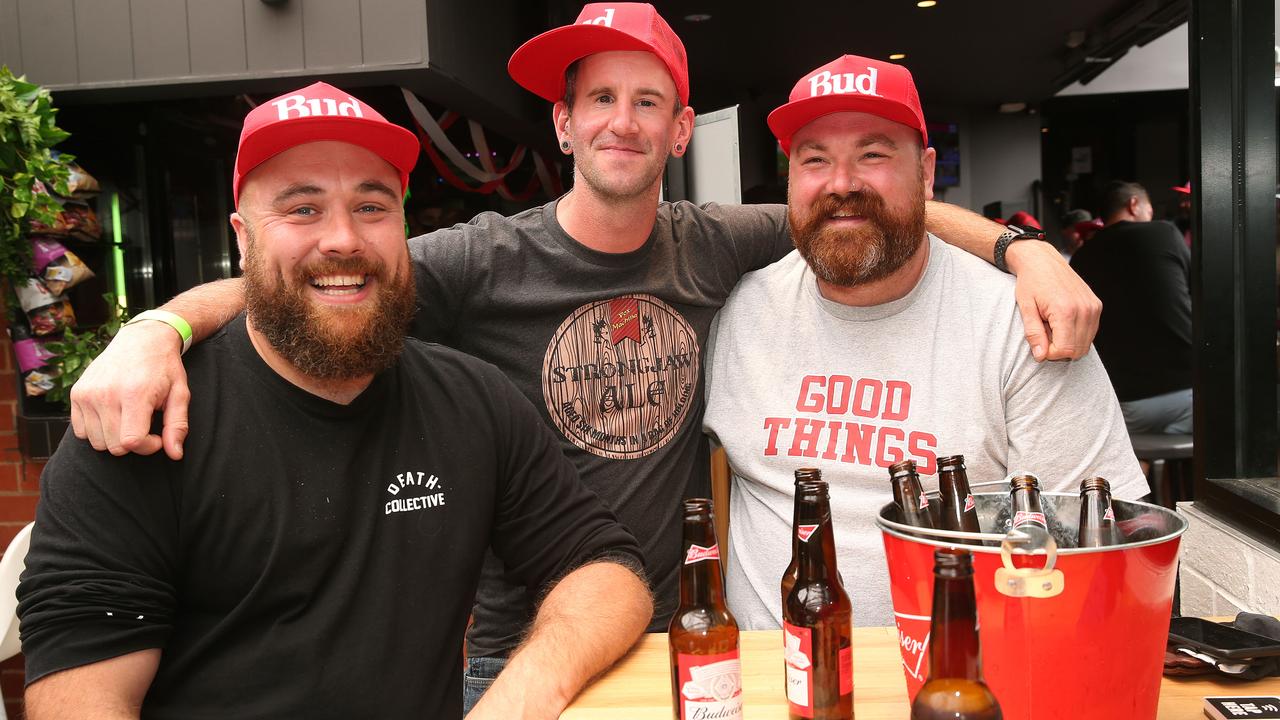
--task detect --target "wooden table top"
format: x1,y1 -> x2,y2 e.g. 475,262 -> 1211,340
562,628 -> 1280,719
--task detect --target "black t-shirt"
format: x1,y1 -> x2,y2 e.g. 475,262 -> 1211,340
409,199 -> 791,656
1069,220 -> 1193,401
17,316 -> 642,719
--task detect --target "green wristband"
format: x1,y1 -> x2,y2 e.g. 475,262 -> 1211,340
126,309 -> 193,355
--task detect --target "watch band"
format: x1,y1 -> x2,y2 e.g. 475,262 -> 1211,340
126,309 -> 193,355
993,225 -> 1046,273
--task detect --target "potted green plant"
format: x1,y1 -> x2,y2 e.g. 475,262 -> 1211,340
1,67 -> 88,457
0,66 -> 74,288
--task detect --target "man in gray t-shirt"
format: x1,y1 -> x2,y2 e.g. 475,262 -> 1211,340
704,55 -> 1147,629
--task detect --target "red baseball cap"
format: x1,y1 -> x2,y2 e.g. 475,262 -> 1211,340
768,55 -> 927,155
1172,182 -> 1191,194
232,82 -> 419,206
508,3 -> 689,105
1007,210 -> 1042,230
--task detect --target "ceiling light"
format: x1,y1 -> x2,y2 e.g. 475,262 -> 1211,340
1041,127 -> 1049,134
684,13 -> 712,22
889,53 -> 907,61
917,0 -> 937,7
999,102 -> 1027,114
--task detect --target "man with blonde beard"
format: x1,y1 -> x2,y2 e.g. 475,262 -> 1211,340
703,55 -> 1149,632
17,82 -> 650,720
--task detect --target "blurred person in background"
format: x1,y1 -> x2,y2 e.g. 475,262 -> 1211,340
1070,180 -> 1192,435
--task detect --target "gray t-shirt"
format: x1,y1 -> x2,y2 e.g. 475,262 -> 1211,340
410,198 -> 790,657
703,236 -> 1147,629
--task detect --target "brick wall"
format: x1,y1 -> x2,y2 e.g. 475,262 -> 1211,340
0,318 -> 49,719
1178,502 -> 1280,617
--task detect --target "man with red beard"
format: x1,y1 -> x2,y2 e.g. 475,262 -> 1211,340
703,55 -> 1148,631
17,82 -> 650,720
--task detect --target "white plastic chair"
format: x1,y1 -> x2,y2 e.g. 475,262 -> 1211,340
0,522 -> 35,720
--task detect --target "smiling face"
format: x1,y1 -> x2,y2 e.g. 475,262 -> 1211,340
230,140 -> 416,380
553,50 -> 694,202
786,111 -> 935,288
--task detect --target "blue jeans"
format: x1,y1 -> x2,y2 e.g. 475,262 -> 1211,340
462,656 -> 508,715
1120,388 -> 1193,434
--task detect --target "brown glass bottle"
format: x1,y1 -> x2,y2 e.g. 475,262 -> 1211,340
669,498 -> 743,720
937,455 -> 980,534
783,481 -> 853,720
1077,477 -> 1123,548
910,550 -> 1003,719
1007,474 -> 1048,532
889,460 -> 935,528
782,468 -> 826,603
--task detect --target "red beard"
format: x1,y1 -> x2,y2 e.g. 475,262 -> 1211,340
788,183 -> 927,287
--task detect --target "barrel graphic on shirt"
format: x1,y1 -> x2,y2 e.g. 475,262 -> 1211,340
542,294 -> 699,459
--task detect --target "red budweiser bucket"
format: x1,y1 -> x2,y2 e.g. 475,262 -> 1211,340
877,489 -> 1186,720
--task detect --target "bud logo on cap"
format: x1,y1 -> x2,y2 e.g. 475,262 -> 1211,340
767,54 -> 927,155
808,68 -> 880,100
581,7 -> 615,26
271,93 -> 365,121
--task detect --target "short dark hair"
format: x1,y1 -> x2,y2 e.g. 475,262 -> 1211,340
561,59 -> 685,117
1101,180 -> 1149,219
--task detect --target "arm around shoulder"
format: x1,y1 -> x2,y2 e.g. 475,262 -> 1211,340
70,278 -> 243,459
466,559 -> 651,719
25,648 -> 161,720
925,200 -> 1101,361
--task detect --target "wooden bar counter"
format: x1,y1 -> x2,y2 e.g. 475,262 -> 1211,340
562,628 -> 1280,719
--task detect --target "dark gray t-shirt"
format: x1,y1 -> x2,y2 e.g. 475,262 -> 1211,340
409,198 -> 790,656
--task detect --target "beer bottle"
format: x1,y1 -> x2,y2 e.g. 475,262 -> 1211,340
1007,473 -> 1048,533
782,468 -> 825,603
1077,477 -> 1123,548
937,455 -> 980,534
889,460 -> 935,528
670,498 -> 743,720
909,550 -> 1003,719
783,481 -> 853,720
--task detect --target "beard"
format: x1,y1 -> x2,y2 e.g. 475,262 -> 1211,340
788,180 -> 927,288
242,230 -> 417,381
574,134 -> 668,201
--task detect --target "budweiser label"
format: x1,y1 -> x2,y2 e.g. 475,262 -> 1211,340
783,622 -> 814,717
797,524 -> 819,543
1012,510 -> 1047,529
676,650 -> 743,720
918,493 -> 929,510
893,611 -> 932,682
1103,506 -> 1115,521
684,543 -> 720,565
963,494 -> 976,512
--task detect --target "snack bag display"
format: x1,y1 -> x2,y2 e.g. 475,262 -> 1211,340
14,278 -> 76,336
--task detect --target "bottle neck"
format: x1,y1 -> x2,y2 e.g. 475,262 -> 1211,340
679,515 -> 726,607
1079,488 -> 1116,534
927,569 -> 984,680
938,467 -> 969,501
796,492 -> 839,582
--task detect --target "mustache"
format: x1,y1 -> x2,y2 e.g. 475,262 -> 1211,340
809,189 -> 889,221
293,256 -> 387,283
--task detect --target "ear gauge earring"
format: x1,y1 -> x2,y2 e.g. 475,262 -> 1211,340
561,141 -> 571,152
675,143 -> 683,153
